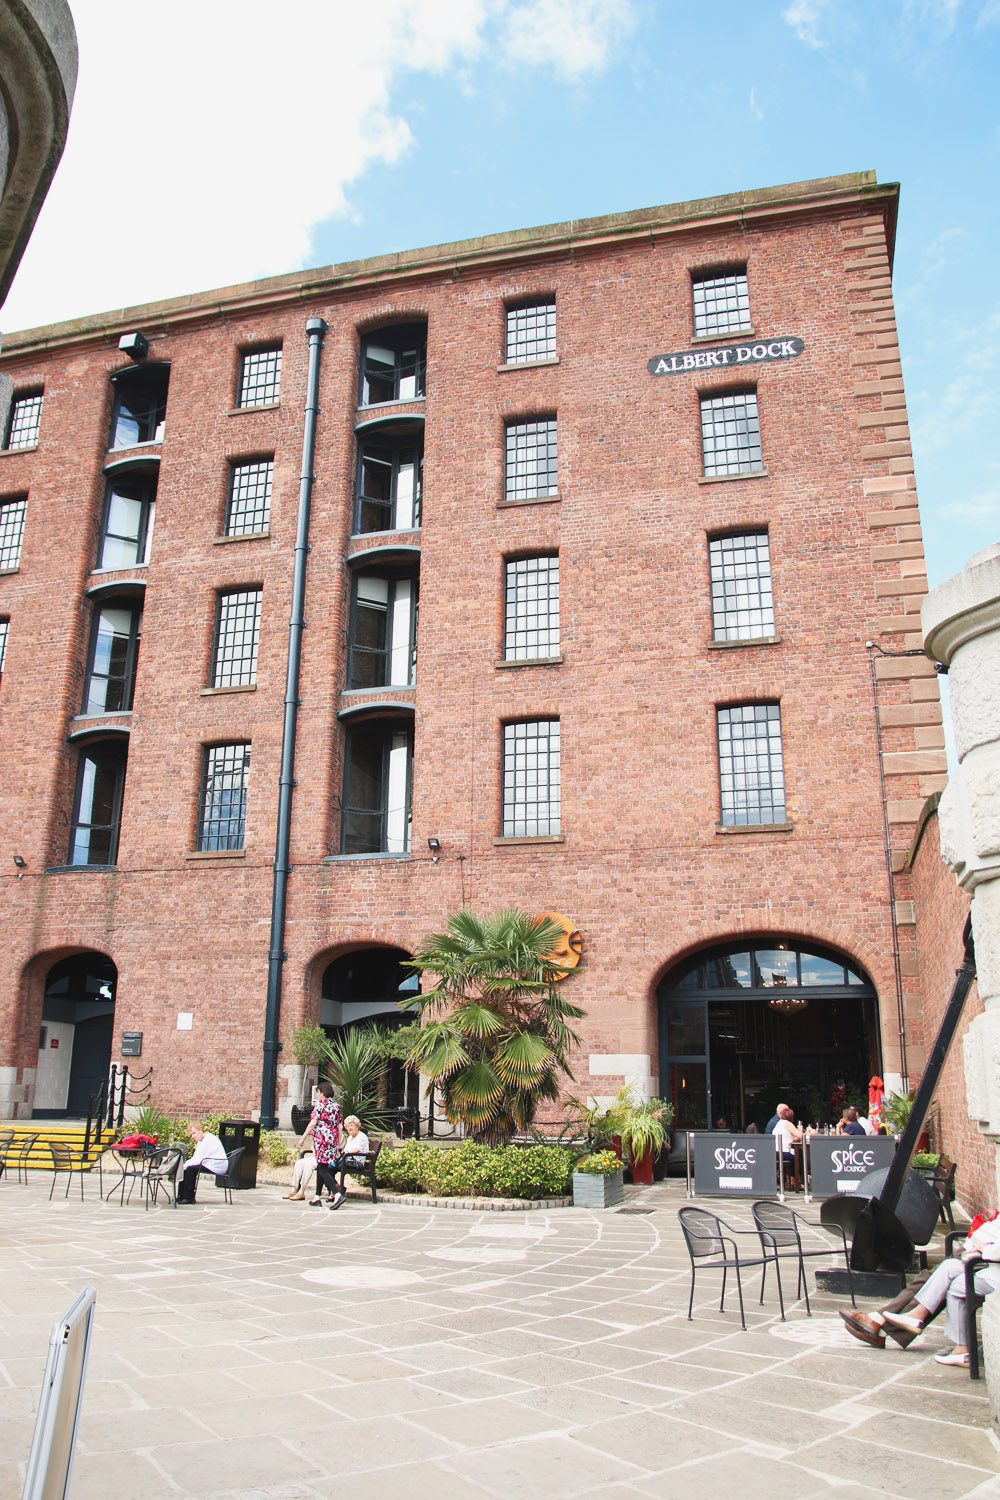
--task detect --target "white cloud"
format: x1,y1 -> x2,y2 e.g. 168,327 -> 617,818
940,490 -> 1000,525
2,0 -> 634,332
782,0 -> 831,47
500,0 -> 636,79
749,87 -> 764,120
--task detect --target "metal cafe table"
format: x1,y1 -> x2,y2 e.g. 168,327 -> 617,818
103,1143 -> 158,1205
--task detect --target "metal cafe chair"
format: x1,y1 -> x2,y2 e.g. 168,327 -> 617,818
11,1132 -> 41,1185
0,1128 -> 13,1179
678,1205 -> 785,1331
752,1199 -> 856,1314
48,1140 -> 86,1201
214,1147 -> 245,1204
144,1146 -> 184,1210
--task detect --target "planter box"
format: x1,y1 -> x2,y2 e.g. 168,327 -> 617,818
290,1105 -> 313,1135
573,1170 -> 624,1209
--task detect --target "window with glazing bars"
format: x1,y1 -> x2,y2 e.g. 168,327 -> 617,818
505,418 -> 557,501
504,555 -> 559,660
709,533 -> 774,641
717,703 -> 785,826
0,618 -> 8,682
4,394 -> 42,450
238,347 -> 282,407
0,498 -> 27,569
700,391 -> 762,477
212,589 -> 261,687
226,459 -> 272,536
692,270 -> 750,337
199,743 -> 250,850
502,719 -> 560,837
506,300 -> 556,363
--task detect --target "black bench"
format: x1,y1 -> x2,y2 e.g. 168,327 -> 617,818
339,1139 -> 382,1204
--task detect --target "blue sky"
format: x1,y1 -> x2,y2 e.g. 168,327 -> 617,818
5,0 -> 998,585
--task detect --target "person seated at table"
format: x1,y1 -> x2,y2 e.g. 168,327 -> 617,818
328,1116 -> 370,1211
282,1142 -> 316,1201
772,1104 -> 803,1189
836,1107 -> 867,1137
177,1124 -> 229,1204
840,1211 -> 1000,1367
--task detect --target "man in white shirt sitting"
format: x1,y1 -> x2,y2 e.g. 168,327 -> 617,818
772,1104 -> 803,1190
177,1125 -> 230,1204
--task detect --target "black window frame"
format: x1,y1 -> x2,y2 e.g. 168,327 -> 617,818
225,457 -> 273,537
354,433 -> 423,534
347,570 -> 419,690
108,362 -> 170,451
68,739 -> 128,867
717,701 -> 786,827
501,718 -> 561,837
692,268 -> 751,339
82,599 -> 143,715
96,472 -> 157,570
211,587 -> 262,689
237,346 -> 282,408
505,298 -> 556,363
4,391 -> 43,450
198,742 -> 251,851
708,531 -> 775,642
504,416 -> 558,502
340,721 -> 413,855
358,323 -> 426,408
503,553 -> 559,660
700,388 -> 763,478
0,495 -> 27,570
0,617 -> 8,684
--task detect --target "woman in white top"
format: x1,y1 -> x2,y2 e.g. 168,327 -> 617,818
329,1115 -> 370,1210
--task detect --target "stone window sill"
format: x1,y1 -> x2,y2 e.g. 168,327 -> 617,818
228,403 -> 280,416
493,834 -> 565,846
497,492 -> 561,509
707,635 -> 782,650
0,444 -> 38,456
497,356 -> 560,372
186,848 -> 246,861
214,530 -> 270,545
44,863 -> 116,874
691,328 -> 754,343
698,469 -> 769,485
715,821 -> 793,836
0,566 -> 21,577
495,654 -> 564,669
324,851 -> 411,863
200,684 -> 256,696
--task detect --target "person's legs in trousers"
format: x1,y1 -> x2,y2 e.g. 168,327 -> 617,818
177,1164 -> 207,1203
311,1161 -> 338,1202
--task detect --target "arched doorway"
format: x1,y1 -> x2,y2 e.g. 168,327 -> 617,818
319,947 -> 418,1115
34,953 -> 117,1117
657,939 -> 879,1133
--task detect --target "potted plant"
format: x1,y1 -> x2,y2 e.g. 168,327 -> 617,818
618,1095 -> 674,1187
572,1150 -> 625,1209
287,1022 -> 327,1134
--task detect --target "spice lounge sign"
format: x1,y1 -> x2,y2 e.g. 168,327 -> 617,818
648,336 -> 804,376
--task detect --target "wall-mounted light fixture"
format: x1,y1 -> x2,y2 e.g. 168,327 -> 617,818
427,836 -> 441,863
118,330 -> 149,361
12,853 -> 26,877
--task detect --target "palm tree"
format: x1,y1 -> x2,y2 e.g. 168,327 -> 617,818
320,1025 -> 392,1133
403,908 -> 585,1146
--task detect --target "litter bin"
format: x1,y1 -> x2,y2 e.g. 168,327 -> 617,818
395,1106 -> 419,1140
219,1119 -> 260,1188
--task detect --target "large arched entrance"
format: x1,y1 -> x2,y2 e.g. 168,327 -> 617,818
657,939 -> 880,1132
319,946 -> 419,1115
34,953 -> 117,1117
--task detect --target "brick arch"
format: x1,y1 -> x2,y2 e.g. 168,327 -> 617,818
10,945 -> 118,1114
300,936 -> 416,1026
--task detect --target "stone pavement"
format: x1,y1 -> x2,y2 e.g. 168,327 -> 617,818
1,1176 -> 999,1500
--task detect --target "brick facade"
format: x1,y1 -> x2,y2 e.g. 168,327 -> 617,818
0,171 -> 946,1127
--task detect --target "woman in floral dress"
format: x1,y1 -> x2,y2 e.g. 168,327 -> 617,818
300,1082 -> 342,1205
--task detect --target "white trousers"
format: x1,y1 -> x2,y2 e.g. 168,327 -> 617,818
292,1154 -> 316,1193
915,1257 -> 1000,1344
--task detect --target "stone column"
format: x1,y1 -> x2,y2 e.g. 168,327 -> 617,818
922,541 -> 1000,1419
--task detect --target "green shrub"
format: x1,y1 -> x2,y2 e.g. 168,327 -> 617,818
373,1140 -> 572,1199
260,1130 -> 293,1167
201,1113 -> 223,1136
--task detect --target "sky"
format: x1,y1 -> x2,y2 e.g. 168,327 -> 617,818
3,0 -> 999,588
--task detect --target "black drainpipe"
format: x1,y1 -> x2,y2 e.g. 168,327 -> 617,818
260,315 -> 327,1128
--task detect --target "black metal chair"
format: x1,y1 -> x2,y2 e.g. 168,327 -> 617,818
945,1229 -> 988,1379
48,1139 -> 85,1201
0,1128 -> 13,1178
214,1146 -> 245,1204
338,1139 -> 382,1204
144,1146 -> 183,1209
752,1199 -> 856,1314
678,1205 -> 785,1331
11,1133 -> 41,1185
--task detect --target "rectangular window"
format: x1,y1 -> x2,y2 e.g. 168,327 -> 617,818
504,418 -> 557,502
226,459 -> 272,536
238,347 -> 282,407
506,299 -> 556,363
717,703 -> 786,826
502,719 -> 560,837
4,393 -> 43,450
199,743 -> 250,850
68,741 -> 128,866
110,365 -> 169,449
83,602 -> 142,714
692,270 -> 750,338
359,324 -> 426,406
97,476 -> 156,569
0,497 -> 27,569
355,437 -> 422,533
709,533 -> 774,641
349,573 -> 418,689
700,391 -> 762,477
342,725 -> 412,854
0,618 -> 8,682
212,589 -> 262,687
504,555 -> 559,660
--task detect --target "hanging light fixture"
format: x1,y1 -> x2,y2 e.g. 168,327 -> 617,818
768,993 -> 808,1017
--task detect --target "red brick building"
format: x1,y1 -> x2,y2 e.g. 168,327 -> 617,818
0,170 -> 950,1133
